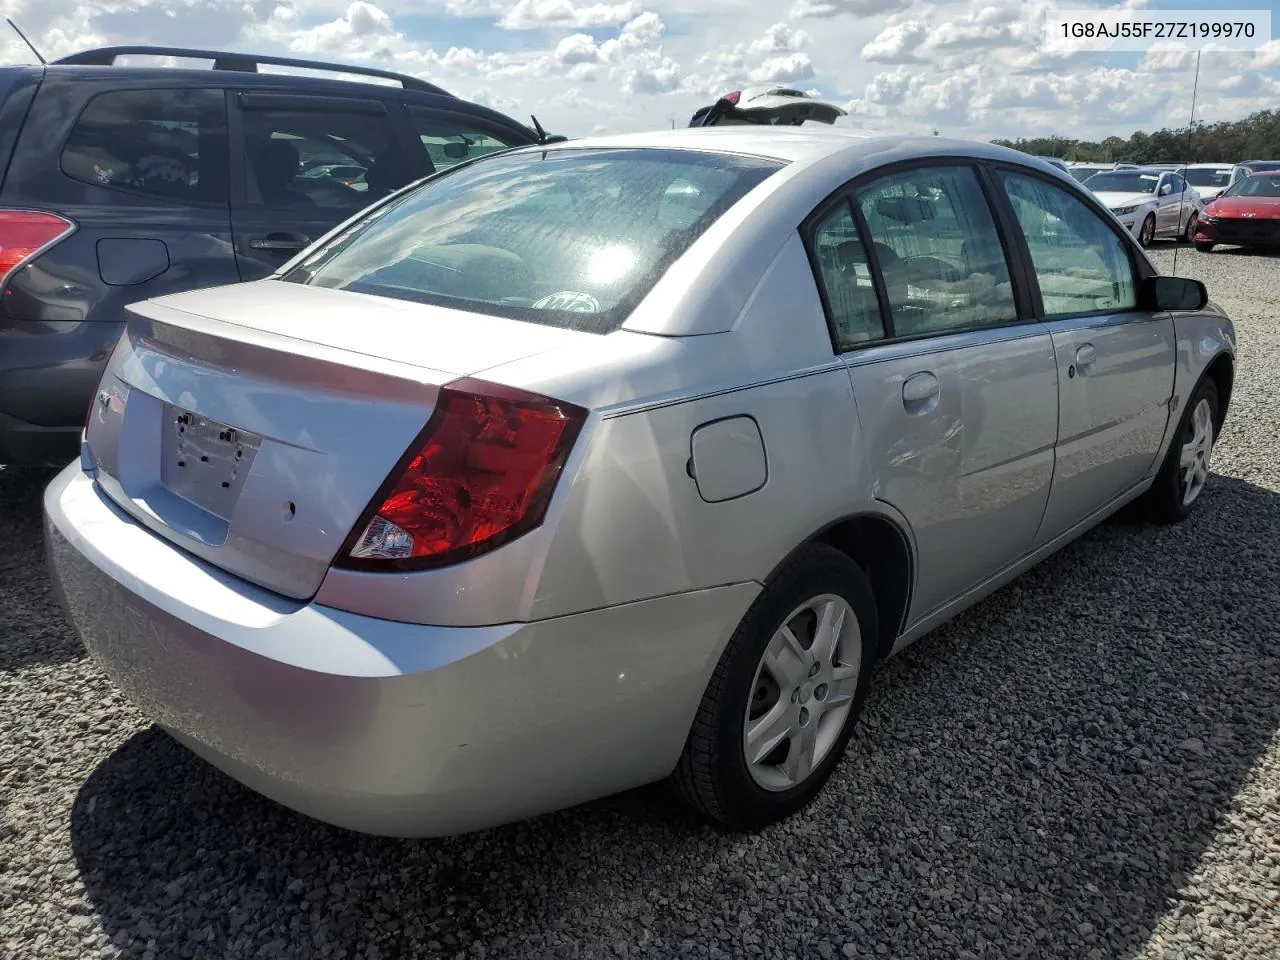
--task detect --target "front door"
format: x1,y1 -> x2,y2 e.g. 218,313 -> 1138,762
228,92 -> 421,280
807,163 -> 1059,622
997,170 -> 1176,546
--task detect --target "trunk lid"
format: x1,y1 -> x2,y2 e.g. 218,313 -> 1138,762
85,280 -> 591,599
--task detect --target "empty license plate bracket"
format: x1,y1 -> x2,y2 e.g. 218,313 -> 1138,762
160,407 -> 261,521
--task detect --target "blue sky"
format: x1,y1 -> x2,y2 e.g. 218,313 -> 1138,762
3,0 -> 1278,140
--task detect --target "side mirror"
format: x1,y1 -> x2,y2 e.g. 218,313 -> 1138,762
443,141 -> 470,160
1159,182 -> 1173,196
1140,275 -> 1208,312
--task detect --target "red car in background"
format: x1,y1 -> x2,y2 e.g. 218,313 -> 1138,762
1194,170 -> 1280,252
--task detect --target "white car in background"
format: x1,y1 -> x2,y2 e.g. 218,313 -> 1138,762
689,86 -> 848,127
1179,163 -> 1236,201
1083,167 -> 1203,247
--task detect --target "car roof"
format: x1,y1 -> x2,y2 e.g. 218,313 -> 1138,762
523,127 -> 1053,170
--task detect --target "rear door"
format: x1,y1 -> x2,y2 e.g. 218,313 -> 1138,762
228,91 -> 423,279
806,162 -> 1059,622
996,168 -> 1175,546
1155,173 -> 1183,235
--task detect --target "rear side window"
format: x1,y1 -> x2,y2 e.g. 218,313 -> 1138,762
808,201 -> 886,347
60,89 -> 228,204
238,102 -> 412,210
855,165 -> 1018,337
410,110 -> 521,173
285,147 -> 783,333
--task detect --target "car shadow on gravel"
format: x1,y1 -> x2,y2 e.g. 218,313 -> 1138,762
69,475 -> 1280,960
0,465 -> 84,671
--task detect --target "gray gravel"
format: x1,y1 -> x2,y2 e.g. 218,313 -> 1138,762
3,245 -> 1280,960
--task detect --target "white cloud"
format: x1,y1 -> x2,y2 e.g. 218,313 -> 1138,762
554,33 -> 600,64
790,0 -> 910,20
498,0 -> 639,29
862,20 -> 927,63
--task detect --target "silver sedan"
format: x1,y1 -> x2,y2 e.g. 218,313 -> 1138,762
45,130 -> 1236,837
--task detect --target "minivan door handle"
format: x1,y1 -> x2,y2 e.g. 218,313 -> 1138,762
1075,343 -> 1097,367
248,232 -> 310,253
902,371 -> 940,414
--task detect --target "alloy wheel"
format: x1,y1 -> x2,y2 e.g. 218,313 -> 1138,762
743,594 -> 862,791
1179,397 -> 1214,506
1140,216 -> 1155,246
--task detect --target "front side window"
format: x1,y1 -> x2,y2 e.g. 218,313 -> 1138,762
855,165 -> 1017,337
60,89 -> 228,204
808,201 -> 886,347
1001,172 -> 1137,318
285,147 -> 783,333
239,105 -> 411,210
411,111 -> 521,173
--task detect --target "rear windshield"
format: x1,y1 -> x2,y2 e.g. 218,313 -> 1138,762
284,147 -> 784,333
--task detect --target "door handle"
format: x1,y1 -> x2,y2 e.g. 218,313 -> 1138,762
902,371 -> 940,414
1075,343 -> 1097,367
248,233 -> 309,252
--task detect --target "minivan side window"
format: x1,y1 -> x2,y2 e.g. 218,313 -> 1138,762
1000,171 -> 1138,318
238,105 -> 411,210
410,110 -> 520,173
855,165 -> 1018,338
808,201 -> 887,347
61,89 -> 228,204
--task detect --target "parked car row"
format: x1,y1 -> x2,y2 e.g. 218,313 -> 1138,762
1048,157 -> 1280,252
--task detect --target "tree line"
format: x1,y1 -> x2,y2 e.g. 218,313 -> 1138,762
991,108 -> 1280,163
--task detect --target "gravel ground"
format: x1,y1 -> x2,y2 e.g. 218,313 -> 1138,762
3,246 -> 1280,960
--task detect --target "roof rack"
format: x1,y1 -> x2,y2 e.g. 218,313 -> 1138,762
51,45 -> 452,96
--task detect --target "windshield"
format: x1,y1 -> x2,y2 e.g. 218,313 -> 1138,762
1184,168 -> 1232,187
1222,174 -> 1280,199
1083,171 -> 1159,193
284,147 -> 783,333
1069,166 -> 1105,182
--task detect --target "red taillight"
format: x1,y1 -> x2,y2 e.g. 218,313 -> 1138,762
0,210 -> 75,288
338,378 -> 588,571
723,90 -> 741,105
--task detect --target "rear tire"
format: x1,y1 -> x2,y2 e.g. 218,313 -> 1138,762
1183,211 -> 1198,242
1142,378 -> 1219,525
671,544 -> 878,830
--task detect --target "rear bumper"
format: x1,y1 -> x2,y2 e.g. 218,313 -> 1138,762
45,464 -> 756,836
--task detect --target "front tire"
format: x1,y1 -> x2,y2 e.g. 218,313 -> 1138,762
1194,241 -> 1215,253
672,544 -> 878,830
1142,378 -> 1219,524
1138,213 -> 1156,248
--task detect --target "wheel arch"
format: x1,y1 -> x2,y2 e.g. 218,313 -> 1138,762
763,510 -> 916,662
1203,350 -> 1234,436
